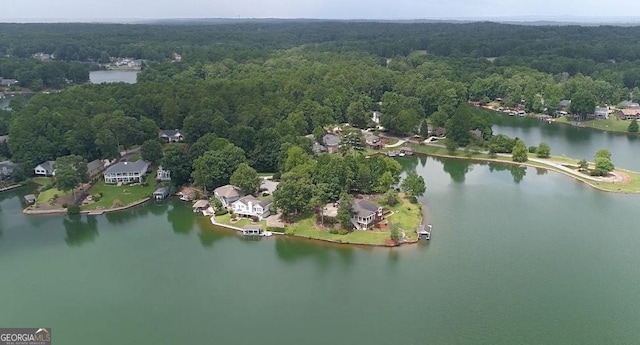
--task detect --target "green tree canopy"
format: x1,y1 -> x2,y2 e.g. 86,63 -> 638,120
141,140 -> 163,164
511,139 -> 528,163
230,163 -> 260,195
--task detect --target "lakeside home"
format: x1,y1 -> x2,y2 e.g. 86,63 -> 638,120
103,160 -> 150,184
159,129 -> 185,143
231,196 -> 272,220
214,184 -> 243,207
351,199 -> 384,230
34,161 -> 56,177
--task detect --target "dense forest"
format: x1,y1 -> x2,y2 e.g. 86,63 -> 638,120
2,21 -> 640,188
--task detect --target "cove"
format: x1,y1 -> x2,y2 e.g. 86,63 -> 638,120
2,155 -> 640,344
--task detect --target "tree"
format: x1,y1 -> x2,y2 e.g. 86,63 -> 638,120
444,138 -> 457,154
569,90 -> 596,121
94,128 -> 119,159
336,193 -> 354,230
382,189 -> 399,206
628,119 -> 639,133
537,142 -> 551,158
310,183 -> 331,224
55,155 -> 88,199
511,139 -> 528,163
192,145 -> 247,191
400,172 -> 426,200
594,157 -> 615,176
273,172 -> 315,221
389,221 -> 400,243
141,140 -> 163,164
338,128 -> 365,155
230,163 -> 260,195
578,159 -> 589,171
377,171 -> 395,193
595,149 -> 611,160
161,145 -> 192,186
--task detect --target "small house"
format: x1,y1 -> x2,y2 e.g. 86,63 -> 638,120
192,200 -> 210,212
322,134 -> 341,154
351,199 -> 383,230
156,166 -> 171,181
24,194 -> 36,204
214,184 -> 244,207
617,108 -> 640,120
159,129 -> 185,143
364,133 -> 382,149
559,99 -> 571,112
0,135 -> 8,143
312,142 -> 327,154
399,146 -> 414,156
469,129 -> 483,139
0,78 -> 19,87
103,160 -> 150,184
371,111 -> 382,124
34,161 -> 56,177
153,187 -> 170,200
87,159 -> 106,179
594,107 -> 609,120
435,127 -> 447,137
619,100 -> 640,109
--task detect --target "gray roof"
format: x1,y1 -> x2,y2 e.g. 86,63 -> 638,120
0,160 -> 18,169
36,160 -> 56,173
24,194 -> 36,203
559,99 -> 571,106
154,187 -> 170,195
312,142 -> 327,153
469,129 -> 483,138
214,184 -> 243,198
192,200 -> 210,209
160,129 -> 184,137
620,101 -> 640,108
87,159 -> 104,177
104,160 -> 149,174
234,195 -> 272,208
594,107 -> 608,115
0,135 -> 8,143
0,78 -> 18,86
352,199 -> 381,218
323,134 -> 341,147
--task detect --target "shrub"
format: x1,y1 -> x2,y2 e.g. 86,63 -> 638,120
141,181 -> 148,187
329,228 -> 339,234
62,203 -> 68,208
338,229 -> 349,235
528,146 -> 537,153
67,205 -> 80,216
262,192 -> 270,197
214,209 -> 228,216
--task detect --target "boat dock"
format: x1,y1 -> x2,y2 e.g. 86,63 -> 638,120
417,224 -> 432,240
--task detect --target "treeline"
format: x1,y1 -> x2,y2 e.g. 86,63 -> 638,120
0,57 -> 90,89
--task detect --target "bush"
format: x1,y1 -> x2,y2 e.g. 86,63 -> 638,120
62,203 -> 68,208
329,228 -> 339,234
262,192 -> 270,197
141,181 -> 148,187
528,146 -> 537,153
67,205 -> 80,216
338,229 -> 349,235
214,209 -> 228,216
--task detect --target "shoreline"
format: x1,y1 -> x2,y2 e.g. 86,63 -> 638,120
401,143 -> 640,194
23,197 -> 151,216
0,184 -> 23,193
209,205 -> 426,248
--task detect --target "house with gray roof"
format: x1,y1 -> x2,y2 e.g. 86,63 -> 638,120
0,78 -> 18,87
619,100 -> 640,109
0,135 -> 8,143
34,161 -> 56,176
87,159 -> 107,178
0,161 -> 19,180
351,199 -> 383,230
159,129 -> 185,143
214,184 -> 244,207
312,142 -> 327,154
594,107 -> 609,119
103,160 -> 150,184
231,195 -> 273,220
559,99 -> 571,111
322,134 -> 341,154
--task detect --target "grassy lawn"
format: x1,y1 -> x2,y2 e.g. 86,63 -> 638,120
30,177 -> 53,186
582,118 -> 632,133
82,172 -> 158,210
215,213 -> 267,228
36,187 -> 66,204
282,194 -> 422,245
127,153 -> 142,162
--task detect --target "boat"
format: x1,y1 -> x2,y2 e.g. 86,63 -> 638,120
398,152 -> 405,157
387,151 -> 397,157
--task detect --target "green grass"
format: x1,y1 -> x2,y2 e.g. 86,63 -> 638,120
582,118 -> 632,133
82,171 -> 158,210
127,153 -> 142,162
36,187 -> 65,204
282,195 -> 422,245
215,213 -> 267,228
30,177 -> 53,186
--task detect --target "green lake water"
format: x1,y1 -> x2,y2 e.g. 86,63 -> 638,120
2,150 -> 640,344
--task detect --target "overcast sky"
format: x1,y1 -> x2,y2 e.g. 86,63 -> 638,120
2,0 -> 640,22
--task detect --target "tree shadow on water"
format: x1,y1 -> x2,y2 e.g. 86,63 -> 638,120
63,215 -> 98,246
441,158 -> 474,183
489,162 -> 527,184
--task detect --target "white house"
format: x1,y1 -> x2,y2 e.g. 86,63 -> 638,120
103,160 -> 150,184
214,184 -> 244,207
372,111 -> 381,124
231,196 -> 272,220
0,161 -> 19,180
159,129 -> 185,143
156,166 -> 171,181
351,199 -> 383,230
34,161 -> 56,176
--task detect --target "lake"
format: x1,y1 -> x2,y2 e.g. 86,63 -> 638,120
491,115 -> 640,170
2,149 -> 640,344
89,70 -> 139,84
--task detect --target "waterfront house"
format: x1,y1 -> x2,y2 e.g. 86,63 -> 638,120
0,161 -> 19,180
469,129 -> 483,139
619,100 -> 640,109
153,187 -> 170,200
87,159 -> 107,179
0,135 -> 8,143
559,99 -> 571,112
231,195 -> 272,220
214,184 -> 244,207
322,134 -> 341,154
103,160 -> 150,184
594,107 -> 609,120
617,108 -> 640,120
156,166 -> 171,181
24,194 -> 36,204
0,78 -> 19,87
159,129 -> 185,143
435,127 -> 447,137
351,199 -> 384,230
34,161 -> 56,177
399,146 -> 414,156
